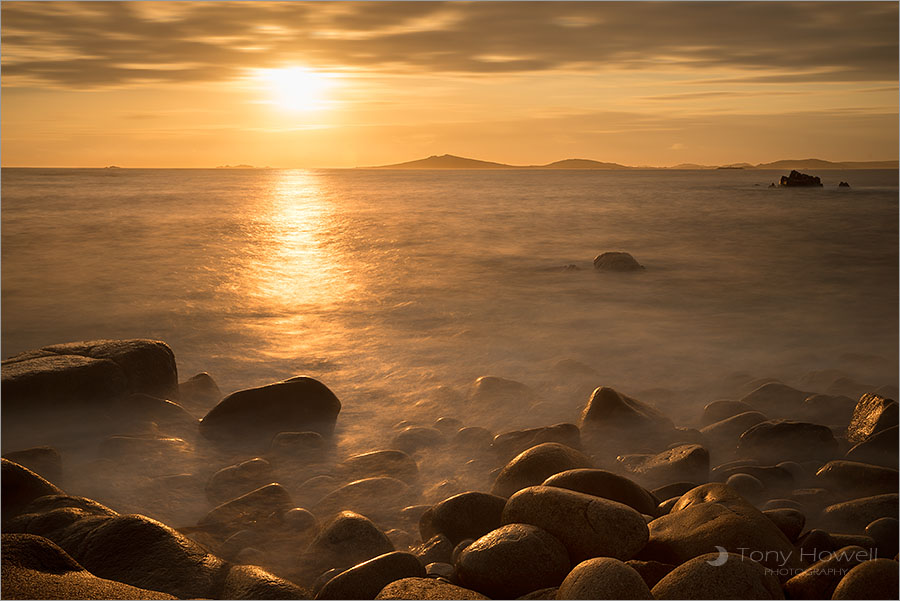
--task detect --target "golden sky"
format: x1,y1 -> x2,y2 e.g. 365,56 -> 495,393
1,1 -> 897,167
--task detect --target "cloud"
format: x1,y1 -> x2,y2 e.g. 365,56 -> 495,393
1,1 -> 897,89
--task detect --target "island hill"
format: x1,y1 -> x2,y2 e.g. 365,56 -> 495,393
365,154 -> 898,170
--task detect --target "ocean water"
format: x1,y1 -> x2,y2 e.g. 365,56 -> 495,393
2,167 -> 898,439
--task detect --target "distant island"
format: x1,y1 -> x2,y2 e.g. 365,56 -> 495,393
215,164 -> 256,169
364,154 -> 898,170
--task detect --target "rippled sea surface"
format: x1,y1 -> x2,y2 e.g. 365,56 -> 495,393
3,168 -> 898,436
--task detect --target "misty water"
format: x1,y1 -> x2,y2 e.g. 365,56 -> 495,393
2,167 -> 898,529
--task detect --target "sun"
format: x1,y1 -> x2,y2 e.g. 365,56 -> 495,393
256,66 -> 334,111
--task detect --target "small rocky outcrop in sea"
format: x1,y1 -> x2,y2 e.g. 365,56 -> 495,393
593,251 -> 645,271
779,170 -> 823,187
839,181 -> 851,188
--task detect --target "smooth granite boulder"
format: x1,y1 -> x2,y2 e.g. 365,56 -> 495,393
651,552 -> 783,599
315,551 -> 425,600
740,382 -> 809,419
737,420 -> 838,464
313,477 -> 411,523
593,251 -> 644,272
815,460 -> 898,499
375,577 -> 488,599
866,517 -> 899,559
297,511 -> 394,586
199,483 -> 292,533
700,411 -> 768,455
700,400 -> 759,427
178,372 -> 222,407
200,376 -> 341,444
2,459 -> 64,525
542,468 -> 660,517
762,508 -> 806,542
846,425 -> 899,468
221,564 -> 311,599
831,558 -> 899,599
341,450 -> 419,484
783,545 -> 871,600
579,386 -> 673,432
420,491 -> 506,545
502,485 -> 649,562
456,523 -> 570,599
617,444 -> 710,489
491,423 -> 581,461
820,493 -> 899,534
639,483 -> 804,578
1,533 -> 176,600
469,375 -> 538,405
846,394 -> 898,443
557,557 -> 652,599
490,443 -> 592,498
206,457 -> 275,505
2,339 -> 178,412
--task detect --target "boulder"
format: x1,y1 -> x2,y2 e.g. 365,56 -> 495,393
390,427 -> 446,454
820,493 -> 899,534
502,485 -> 649,562
638,483 -> 804,577
206,457 -> 275,505
831,558 -> 899,599
626,559 -> 676,589
762,508 -> 805,542
199,376 -> 341,444
1,533 -> 176,600
433,417 -> 463,436
740,382 -> 809,419
2,458 -> 64,525
413,534 -> 453,565
784,545 -> 871,600
815,460 -> 898,499
517,586 -> 557,599
270,431 -> 327,457
222,564 -> 311,599
779,170 -> 823,187
341,450 -> 418,484
375,577 -> 488,599
700,411 -> 768,455
617,444 -> 710,489
2,447 -> 63,484
737,420 -> 838,464
455,523 -> 570,599
579,386 -> 673,433
178,372 -> 222,407
846,425 -> 898,468
453,427 -> 494,452
491,423 -> 581,461
490,443 -> 592,498
542,468 -> 660,516
557,557 -> 652,599
199,483 -> 293,533
866,517 -> 899,559
713,464 -> 794,495
593,251 -> 645,272
846,394 -> 898,443
700,400 -> 758,427
313,477 -> 411,523
799,394 -> 856,425
469,376 -> 538,405
2,339 -> 178,412
315,551 -> 425,600
651,552 -> 783,599
420,491 -> 506,545
297,511 -> 394,586
838,181 -> 850,188
726,473 -> 765,503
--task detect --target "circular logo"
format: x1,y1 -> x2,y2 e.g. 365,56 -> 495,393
706,546 -> 729,566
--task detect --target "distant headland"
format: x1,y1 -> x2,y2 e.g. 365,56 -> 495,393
363,154 -> 898,170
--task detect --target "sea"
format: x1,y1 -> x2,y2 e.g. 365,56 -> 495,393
2,167 -> 898,442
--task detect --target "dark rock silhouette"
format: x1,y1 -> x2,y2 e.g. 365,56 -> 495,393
779,170 -> 823,187
839,181 -> 851,187
593,251 -> 645,272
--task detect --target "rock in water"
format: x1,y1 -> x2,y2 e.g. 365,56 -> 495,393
846,425 -> 899,468
838,181 -> 851,187
199,483 -> 293,533
199,375 -> 341,444
455,523 -> 570,599
297,511 -> 394,586
617,444 -> 710,489
315,551 -> 425,600
557,557 -> 653,599
341,450 -> 419,484
420,491 -> 507,545
2,458 -> 64,525
651,552 -> 782,599
737,420 -> 838,464
831,558 -> 900,599
1,533 -> 177,600
779,170 -> 823,187
2,446 -> 63,485
593,251 -> 644,272
376,577 -> 488,599
846,394 -> 898,443
502,485 -> 649,562
542,468 -> 660,517
490,443 -> 592,498
2,339 -> 178,412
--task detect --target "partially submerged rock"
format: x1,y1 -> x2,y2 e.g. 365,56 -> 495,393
846,394 -> 898,443
490,442 -> 592,498
593,251 -> 645,272
558,557 -> 652,599
779,170 -> 823,187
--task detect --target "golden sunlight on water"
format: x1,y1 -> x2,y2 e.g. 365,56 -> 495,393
240,170 -> 351,361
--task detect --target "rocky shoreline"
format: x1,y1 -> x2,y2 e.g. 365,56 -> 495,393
2,338 -> 898,599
